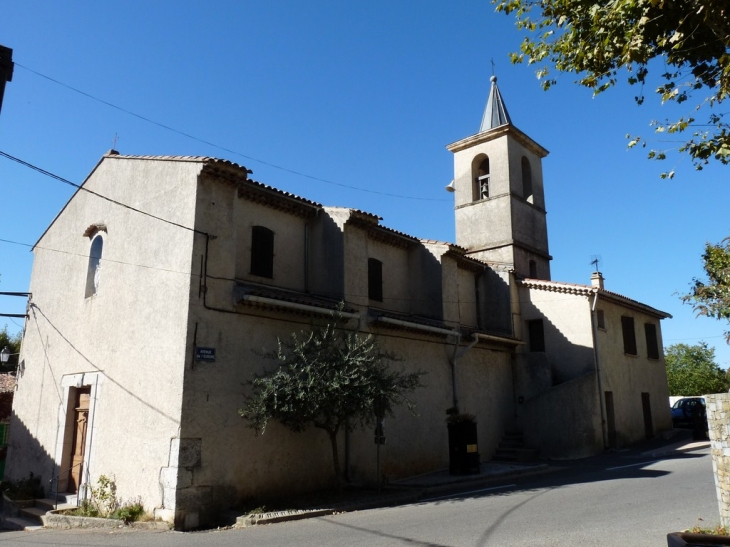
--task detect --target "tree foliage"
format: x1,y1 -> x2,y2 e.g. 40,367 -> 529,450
493,0 -> 730,176
682,237 -> 730,341
665,342 -> 729,396
238,312 -> 424,488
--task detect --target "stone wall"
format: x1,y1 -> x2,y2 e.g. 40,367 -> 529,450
705,393 -> 730,527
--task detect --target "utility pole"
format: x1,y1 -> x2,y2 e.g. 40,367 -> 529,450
0,45 -> 13,115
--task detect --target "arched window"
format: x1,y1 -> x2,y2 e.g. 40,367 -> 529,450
250,226 -> 275,278
85,235 -> 104,297
521,157 -> 533,201
472,156 -> 490,201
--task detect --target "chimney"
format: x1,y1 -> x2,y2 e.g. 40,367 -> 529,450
591,271 -> 604,290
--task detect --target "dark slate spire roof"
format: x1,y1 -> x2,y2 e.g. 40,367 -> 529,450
479,75 -> 512,132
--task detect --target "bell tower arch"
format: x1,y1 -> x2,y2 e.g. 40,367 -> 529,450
446,76 -> 551,280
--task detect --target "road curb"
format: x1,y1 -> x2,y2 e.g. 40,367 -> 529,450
236,463 -> 554,527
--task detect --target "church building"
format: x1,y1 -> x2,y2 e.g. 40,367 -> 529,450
6,77 -> 672,529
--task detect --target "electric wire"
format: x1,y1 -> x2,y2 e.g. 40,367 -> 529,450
15,63 -> 450,203
0,150 -> 210,237
0,233 -> 681,310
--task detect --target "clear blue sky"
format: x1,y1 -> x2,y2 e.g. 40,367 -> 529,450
1,1 -> 728,368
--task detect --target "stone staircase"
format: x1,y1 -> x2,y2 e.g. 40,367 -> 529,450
492,430 -> 539,463
2,494 -> 77,531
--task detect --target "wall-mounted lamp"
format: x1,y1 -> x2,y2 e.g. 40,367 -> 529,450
445,180 -> 455,193
0,346 -> 10,364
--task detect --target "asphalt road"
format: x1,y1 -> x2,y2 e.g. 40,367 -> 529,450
0,446 -> 719,547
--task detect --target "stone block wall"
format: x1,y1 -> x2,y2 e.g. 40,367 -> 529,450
705,393 -> 730,527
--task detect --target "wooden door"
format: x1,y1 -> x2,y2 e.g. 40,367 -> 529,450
605,391 -> 618,449
642,392 -> 654,439
67,387 -> 91,493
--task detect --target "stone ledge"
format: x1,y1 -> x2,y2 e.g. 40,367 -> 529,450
42,510 -> 172,530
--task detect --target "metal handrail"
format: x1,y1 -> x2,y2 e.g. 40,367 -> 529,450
48,461 -> 83,510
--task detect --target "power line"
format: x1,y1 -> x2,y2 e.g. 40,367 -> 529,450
0,150 -> 209,237
16,63 -> 450,203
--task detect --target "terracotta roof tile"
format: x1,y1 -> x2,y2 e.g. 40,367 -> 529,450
518,278 -> 672,318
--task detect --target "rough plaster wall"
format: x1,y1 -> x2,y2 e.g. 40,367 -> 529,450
706,393 -> 730,528
479,269 -> 512,335
505,136 -> 546,210
455,200 -> 512,253
342,335 -> 514,482
514,352 -> 552,401
520,287 -> 595,383
368,240 -> 411,314
343,227 -> 369,308
520,372 -> 603,459
596,299 -> 672,442
178,310 -> 338,522
407,246 -> 442,320
452,137 -> 511,208
232,199 -> 308,292
7,157 -> 197,513
175,312 -> 518,511
308,211 -> 345,300
435,250 -> 460,326
457,269 -> 478,328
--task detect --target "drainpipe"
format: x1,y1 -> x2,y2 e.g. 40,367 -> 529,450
449,334 -> 478,409
590,291 -> 608,449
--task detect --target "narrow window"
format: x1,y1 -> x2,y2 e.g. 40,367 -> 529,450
368,258 -> 383,302
621,316 -> 637,355
473,156 -> 490,201
250,226 -> 274,278
85,235 -> 103,298
596,310 -> 606,330
521,156 -> 533,200
527,319 -> 545,352
645,323 -> 659,359
529,260 -> 537,278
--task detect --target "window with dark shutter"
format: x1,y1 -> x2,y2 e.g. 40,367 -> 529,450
250,226 -> 274,278
527,319 -> 545,352
621,316 -> 637,355
368,258 -> 383,302
645,323 -> 659,360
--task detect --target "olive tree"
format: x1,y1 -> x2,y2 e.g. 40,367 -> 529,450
239,312 -> 424,489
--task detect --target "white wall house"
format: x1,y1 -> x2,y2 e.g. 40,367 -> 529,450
6,78 -> 671,529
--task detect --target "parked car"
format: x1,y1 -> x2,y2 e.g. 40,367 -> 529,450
671,397 -> 706,428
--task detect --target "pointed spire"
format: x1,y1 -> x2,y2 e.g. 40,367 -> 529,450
479,75 -> 512,132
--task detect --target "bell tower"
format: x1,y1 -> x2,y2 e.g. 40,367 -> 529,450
446,76 -> 551,280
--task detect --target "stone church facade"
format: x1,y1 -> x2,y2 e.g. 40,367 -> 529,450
6,77 -> 672,529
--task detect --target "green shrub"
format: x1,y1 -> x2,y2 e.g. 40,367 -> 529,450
112,500 -> 145,523
67,476 -> 147,523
